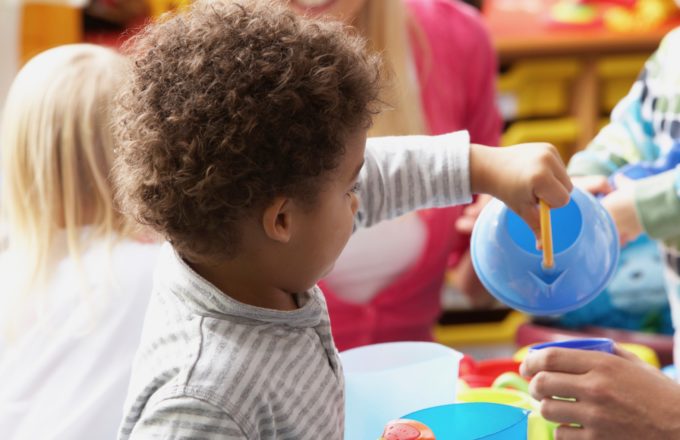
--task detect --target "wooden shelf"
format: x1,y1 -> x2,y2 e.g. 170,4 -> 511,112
483,0 -> 679,154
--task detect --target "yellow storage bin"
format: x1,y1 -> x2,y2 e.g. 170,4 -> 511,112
498,59 -> 582,120
147,0 -> 191,17
434,310 -> 528,347
21,4 -> 82,65
501,117 -> 580,162
597,54 -> 648,113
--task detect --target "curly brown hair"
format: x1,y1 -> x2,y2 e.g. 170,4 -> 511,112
113,0 -> 382,263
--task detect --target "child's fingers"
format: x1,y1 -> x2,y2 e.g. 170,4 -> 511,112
455,216 -> 475,234
613,173 -> 634,190
516,204 -> 541,240
548,153 -> 573,195
535,175 -> 571,209
572,175 -> 612,195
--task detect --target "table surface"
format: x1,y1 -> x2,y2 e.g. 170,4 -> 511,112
483,0 -> 680,59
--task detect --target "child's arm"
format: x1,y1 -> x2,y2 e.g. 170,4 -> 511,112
568,88 -> 655,177
356,131 -> 572,238
124,397 -> 247,439
595,167 -> 680,246
355,131 -> 472,228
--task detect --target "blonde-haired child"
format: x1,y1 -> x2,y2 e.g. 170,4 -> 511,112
0,44 -> 160,440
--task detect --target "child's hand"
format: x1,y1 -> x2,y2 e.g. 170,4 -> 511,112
470,143 -> 572,239
601,186 -> 643,245
455,194 -> 492,234
571,175 -> 613,195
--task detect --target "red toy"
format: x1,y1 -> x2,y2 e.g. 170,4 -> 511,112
380,419 -> 436,440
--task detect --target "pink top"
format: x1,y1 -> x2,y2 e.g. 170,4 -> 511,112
320,0 -> 502,351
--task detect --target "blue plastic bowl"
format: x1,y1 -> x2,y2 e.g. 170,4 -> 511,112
529,338 -> 614,353
471,188 -> 619,315
403,402 -> 529,440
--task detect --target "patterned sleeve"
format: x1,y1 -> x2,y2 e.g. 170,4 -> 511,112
568,28 -> 680,177
125,397 -> 247,439
355,131 -> 472,229
567,65 -> 658,177
635,166 -> 680,241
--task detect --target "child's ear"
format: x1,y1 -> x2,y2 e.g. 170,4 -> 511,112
262,196 -> 292,243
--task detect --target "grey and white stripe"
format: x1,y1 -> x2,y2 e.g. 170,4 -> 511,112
117,131 -> 472,439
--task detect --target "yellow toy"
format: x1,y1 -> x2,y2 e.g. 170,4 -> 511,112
550,0 -> 677,31
604,0 -> 677,31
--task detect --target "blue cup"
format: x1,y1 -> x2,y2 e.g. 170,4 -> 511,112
471,187 -> 619,315
403,402 -> 529,440
529,338 -> 615,354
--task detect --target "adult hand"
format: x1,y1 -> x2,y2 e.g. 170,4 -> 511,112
521,346 -> 680,440
470,143 -> 573,240
600,185 -> 643,245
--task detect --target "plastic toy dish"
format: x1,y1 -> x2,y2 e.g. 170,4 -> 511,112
471,187 -> 619,315
459,358 -> 521,389
456,387 -> 555,440
340,342 -> 462,440
380,419 -> 436,440
529,337 -> 615,354
403,402 -> 529,440
492,372 -> 530,394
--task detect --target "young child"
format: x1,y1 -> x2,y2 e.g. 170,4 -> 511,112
521,26 -> 680,440
0,44 -> 159,439
113,1 -> 571,438
568,28 -> 680,361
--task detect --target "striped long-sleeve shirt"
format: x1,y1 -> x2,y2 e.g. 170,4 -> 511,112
117,131 -> 472,440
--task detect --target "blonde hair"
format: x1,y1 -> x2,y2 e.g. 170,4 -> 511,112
354,0 -> 428,136
0,44 -> 132,328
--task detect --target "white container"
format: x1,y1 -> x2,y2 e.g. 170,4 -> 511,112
340,341 -> 463,440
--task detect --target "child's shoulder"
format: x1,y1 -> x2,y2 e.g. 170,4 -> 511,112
656,27 -> 680,64
647,27 -> 680,90
661,27 -> 680,48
